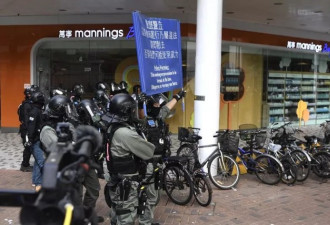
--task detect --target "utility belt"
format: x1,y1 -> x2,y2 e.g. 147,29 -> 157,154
107,155 -> 138,174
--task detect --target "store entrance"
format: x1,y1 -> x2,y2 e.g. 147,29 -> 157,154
34,39 -> 138,99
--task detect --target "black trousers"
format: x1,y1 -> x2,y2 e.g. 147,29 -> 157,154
20,131 -> 32,167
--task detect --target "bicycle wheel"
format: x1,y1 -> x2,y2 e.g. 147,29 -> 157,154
290,149 -> 311,182
162,165 -> 193,205
193,173 -> 212,207
207,153 -> 240,190
312,151 -> 330,178
280,158 -> 297,185
177,144 -> 196,172
254,155 -> 283,185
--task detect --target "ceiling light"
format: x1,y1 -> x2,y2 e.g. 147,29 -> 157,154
226,11 -> 234,14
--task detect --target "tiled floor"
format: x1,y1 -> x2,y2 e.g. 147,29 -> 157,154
1,127 -> 330,225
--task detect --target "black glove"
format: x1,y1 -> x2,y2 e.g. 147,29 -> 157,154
137,93 -> 147,109
137,92 -> 147,102
173,90 -> 186,101
24,141 -> 32,147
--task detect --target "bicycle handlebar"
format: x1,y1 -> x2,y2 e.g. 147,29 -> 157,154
270,121 -> 292,131
214,129 -> 240,138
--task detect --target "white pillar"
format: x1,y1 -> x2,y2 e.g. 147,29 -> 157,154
194,0 -> 223,163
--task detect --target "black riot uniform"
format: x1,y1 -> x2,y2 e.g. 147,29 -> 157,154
25,92 -> 45,189
18,85 -> 39,171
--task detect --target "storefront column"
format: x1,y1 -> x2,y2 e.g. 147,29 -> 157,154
194,0 -> 223,163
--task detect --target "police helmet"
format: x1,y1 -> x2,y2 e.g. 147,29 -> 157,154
50,88 -> 67,98
146,93 -> 168,117
109,82 -> 122,95
31,92 -> 45,105
108,93 -> 136,123
120,81 -> 128,90
96,82 -> 109,91
72,84 -> 84,96
95,89 -> 110,102
47,95 -> 70,118
77,99 -> 101,125
149,93 -> 168,106
24,85 -> 40,98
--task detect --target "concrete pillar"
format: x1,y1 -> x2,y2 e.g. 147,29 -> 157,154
194,0 -> 223,163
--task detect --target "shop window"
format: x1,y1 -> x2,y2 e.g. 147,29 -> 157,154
264,50 -> 330,126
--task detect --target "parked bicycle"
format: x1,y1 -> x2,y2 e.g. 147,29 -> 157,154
320,120 -> 330,144
270,121 -> 330,179
266,138 -> 298,185
298,134 -> 330,179
177,127 -> 240,191
237,124 -> 284,185
269,121 -> 311,182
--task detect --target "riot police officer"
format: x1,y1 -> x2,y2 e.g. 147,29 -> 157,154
40,95 -> 72,151
76,99 -> 106,223
93,89 -> 110,114
70,84 -> 84,106
25,91 -> 46,191
106,93 -> 155,225
18,85 -> 39,172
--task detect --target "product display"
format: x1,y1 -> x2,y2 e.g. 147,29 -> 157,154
267,71 -> 330,125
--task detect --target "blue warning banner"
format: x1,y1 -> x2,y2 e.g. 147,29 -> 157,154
132,11 -> 183,95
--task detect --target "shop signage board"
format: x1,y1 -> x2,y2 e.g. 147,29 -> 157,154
58,28 -> 124,39
132,11 -> 183,95
286,40 -> 330,54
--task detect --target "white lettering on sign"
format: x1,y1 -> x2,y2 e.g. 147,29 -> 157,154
287,41 -> 322,53
59,28 -> 124,39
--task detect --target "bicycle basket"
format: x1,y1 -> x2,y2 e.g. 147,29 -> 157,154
219,132 -> 239,155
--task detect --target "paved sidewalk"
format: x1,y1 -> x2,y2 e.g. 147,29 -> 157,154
0,131 -> 330,225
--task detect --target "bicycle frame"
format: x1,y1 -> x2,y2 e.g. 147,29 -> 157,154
195,142 -> 228,171
237,146 -> 284,172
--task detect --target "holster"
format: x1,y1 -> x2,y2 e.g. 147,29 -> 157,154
137,186 -> 147,215
154,167 -> 162,190
118,178 -> 131,201
109,174 -> 132,201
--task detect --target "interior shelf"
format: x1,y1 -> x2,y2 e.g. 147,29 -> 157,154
267,71 -> 330,125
